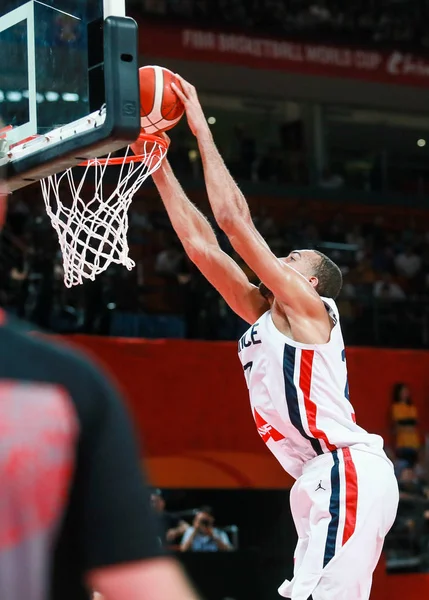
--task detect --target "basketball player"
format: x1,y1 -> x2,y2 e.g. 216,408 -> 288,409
151,78 -> 399,600
0,184 -> 201,600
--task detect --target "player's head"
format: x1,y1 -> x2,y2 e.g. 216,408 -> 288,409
259,249 -> 342,300
285,249 -> 342,299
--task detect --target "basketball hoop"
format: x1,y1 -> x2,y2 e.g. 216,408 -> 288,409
40,133 -> 168,287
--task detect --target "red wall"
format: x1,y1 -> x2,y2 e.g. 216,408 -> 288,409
66,336 -> 429,600
66,336 -> 429,489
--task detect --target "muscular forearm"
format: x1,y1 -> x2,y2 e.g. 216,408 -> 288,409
152,159 -> 218,248
196,128 -> 252,229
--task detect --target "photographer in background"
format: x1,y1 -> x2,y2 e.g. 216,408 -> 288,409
180,508 -> 232,552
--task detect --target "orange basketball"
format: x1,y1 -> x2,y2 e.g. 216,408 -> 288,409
138,65 -> 185,134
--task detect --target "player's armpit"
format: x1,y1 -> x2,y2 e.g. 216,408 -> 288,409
87,558 -> 201,600
225,220 -> 325,318
185,241 -> 269,324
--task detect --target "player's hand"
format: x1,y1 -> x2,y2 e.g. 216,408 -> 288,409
171,75 -> 210,139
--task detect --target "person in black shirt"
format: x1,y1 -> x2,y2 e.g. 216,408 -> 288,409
0,185 -> 201,600
150,489 -> 190,545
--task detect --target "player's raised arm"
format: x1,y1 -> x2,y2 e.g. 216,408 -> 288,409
151,154 -> 268,324
172,78 -> 326,319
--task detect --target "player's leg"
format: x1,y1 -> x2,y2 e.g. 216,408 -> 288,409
279,449 -> 398,600
310,449 -> 398,600
279,466 -> 335,599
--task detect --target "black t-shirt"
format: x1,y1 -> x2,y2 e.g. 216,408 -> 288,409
160,512 -> 181,540
0,313 -> 164,600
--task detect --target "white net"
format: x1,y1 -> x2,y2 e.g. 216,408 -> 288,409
40,137 -> 167,287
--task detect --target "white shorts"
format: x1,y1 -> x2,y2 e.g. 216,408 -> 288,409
278,447 -> 399,600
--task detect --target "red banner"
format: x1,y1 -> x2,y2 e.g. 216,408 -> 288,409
138,21 -> 429,88
65,336 -> 429,489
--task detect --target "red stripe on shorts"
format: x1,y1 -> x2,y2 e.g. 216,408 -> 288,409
342,447 -> 358,545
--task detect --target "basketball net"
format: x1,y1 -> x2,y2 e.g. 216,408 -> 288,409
40,133 -> 168,287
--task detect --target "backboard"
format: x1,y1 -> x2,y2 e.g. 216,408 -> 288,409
0,0 -> 141,191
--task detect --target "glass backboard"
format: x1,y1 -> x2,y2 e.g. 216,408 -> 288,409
1,0 -> 140,191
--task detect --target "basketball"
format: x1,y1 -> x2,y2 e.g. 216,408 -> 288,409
138,65 -> 185,134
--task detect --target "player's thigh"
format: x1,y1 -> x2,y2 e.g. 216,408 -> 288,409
314,451 -> 398,597
353,449 -> 399,536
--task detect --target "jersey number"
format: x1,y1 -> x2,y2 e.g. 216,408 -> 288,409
341,349 -> 350,401
243,361 -> 253,387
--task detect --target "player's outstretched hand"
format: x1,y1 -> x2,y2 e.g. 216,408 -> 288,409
171,75 -> 210,138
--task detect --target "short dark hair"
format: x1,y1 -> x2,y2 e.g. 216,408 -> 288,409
392,383 -> 412,405
312,250 -> 343,299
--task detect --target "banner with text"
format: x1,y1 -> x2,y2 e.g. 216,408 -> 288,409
138,21 -> 429,88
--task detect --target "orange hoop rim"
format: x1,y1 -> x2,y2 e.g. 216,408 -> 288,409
78,132 -> 169,167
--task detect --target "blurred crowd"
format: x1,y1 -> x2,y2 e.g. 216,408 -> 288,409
150,489 -> 236,552
385,382 -> 429,572
2,174 -> 429,348
138,0 -> 429,51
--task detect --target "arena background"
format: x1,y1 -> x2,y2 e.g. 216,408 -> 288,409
3,0 -> 429,598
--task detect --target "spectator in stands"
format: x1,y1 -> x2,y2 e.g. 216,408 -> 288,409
180,508 -> 232,552
373,273 -> 406,301
151,489 -> 190,546
398,467 -> 427,501
394,246 -> 422,280
391,383 -> 421,468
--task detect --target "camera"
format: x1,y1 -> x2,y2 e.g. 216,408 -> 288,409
199,518 -> 211,527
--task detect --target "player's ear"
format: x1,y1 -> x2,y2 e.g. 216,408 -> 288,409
309,275 -> 318,290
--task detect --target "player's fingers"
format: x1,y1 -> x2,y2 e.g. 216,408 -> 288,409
171,82 -> 188,103
175,74 -> 196,97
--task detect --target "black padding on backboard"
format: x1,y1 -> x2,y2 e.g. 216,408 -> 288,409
103,16 -> 141,139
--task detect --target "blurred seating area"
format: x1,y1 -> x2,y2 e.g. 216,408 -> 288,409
136,0 -> 429,51
385,445 -> 429,572
3,177 -> 429,348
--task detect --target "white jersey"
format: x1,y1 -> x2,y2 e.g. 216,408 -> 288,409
237,298 -> 386,480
